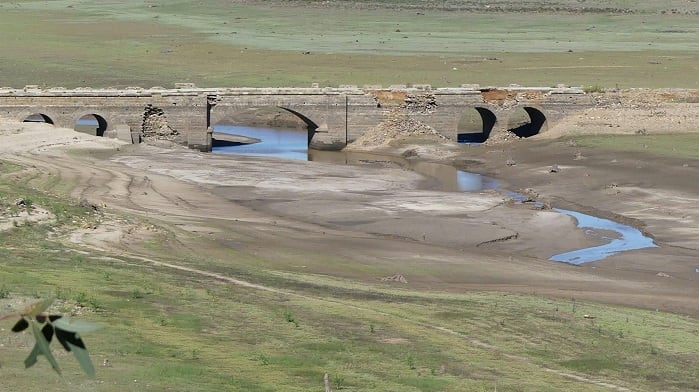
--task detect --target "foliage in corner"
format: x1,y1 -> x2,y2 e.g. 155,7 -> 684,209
0,298 -> 102,376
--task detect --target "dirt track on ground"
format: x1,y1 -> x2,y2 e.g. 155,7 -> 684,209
1,112 -> 698,316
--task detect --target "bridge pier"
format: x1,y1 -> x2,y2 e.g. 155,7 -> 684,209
187,127 -> 213,152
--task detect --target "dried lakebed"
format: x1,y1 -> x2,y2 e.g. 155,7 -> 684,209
212,127 -> 658,264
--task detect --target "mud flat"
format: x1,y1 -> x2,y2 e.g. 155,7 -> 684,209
2,117 -> 698,315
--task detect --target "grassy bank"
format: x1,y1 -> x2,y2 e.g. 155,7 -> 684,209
568,134 -> 699,159
2,157 -> 699,391
0,1 -> 697,88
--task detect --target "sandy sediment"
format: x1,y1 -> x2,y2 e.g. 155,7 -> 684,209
547,89 -> 699,137
1,113 -> 699,315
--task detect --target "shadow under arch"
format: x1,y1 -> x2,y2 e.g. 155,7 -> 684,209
457,107 -> 497,143
23,113 -> 55,125
210,106 -> 320,146
278,107 -> 319,145
75,113 -> 108,136
507,106 -> 547,138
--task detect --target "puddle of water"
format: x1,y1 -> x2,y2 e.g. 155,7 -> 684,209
213,125 -> 308,161
407,160 -> 498,192
504,191 -> 545,208
549,208 -> 658,265
310,149 -> 498,192
456,170 -> 499,192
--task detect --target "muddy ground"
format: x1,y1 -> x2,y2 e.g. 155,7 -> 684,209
1,106 -> 698,317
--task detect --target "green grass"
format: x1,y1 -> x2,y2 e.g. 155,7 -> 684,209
2,158 -> 699,391
0,1 -> 697,88
568,133 -> 699,159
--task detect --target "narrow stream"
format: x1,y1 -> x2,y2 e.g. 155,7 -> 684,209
212,126 -> 658,264
550,209 -> 657,264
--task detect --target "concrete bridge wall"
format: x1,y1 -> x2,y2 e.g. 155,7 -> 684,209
0,85 -> 592,152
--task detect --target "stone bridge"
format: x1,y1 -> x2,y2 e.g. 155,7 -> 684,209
0,84 -> 592,151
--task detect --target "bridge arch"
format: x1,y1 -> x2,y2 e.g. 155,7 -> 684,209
209,105 -> 320,145
22,113 -> 55,125
278,107 -> 319,144
74,113 -> 109,136
506,106 -> 547,138
457,106 -> 497,143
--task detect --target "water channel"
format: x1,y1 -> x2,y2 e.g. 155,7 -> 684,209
213,125 -> 308,161
550,209 -> 658,264
213,125 -> 658,264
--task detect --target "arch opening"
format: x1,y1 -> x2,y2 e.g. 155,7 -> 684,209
74,114 -> 108,136
507,107 -> 546,138
23,113 -> 54,125
279,107 -> 319,145
457,107 -> 496,143
211,106 -> 318,161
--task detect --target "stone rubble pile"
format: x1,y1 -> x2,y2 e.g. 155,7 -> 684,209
141,105 -> 179,142
345,108 -> 447,150
401,93 -> 437,114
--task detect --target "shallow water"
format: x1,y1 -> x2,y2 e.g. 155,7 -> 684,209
456,170 -> 499,192
214,126 -> 499,192
212,125 -> 658,264
549,209 -> 658,264
213,125 -> 308,161
309,149 -> 500,193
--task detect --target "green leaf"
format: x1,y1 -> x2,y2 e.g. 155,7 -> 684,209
29,321 -> 61,375
67,341 -> 95,377
23,342 -> 41,369
20,298 -> 54,318
53,317 -> 103,333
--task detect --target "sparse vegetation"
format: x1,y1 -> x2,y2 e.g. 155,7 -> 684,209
567,134 -> 699,158
284,307 -> 300,328
583,85 -> 606,93
332,374 -> 346,390
0,1 -> 697,88
1,202 -> 698,391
